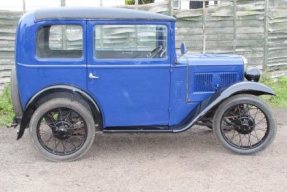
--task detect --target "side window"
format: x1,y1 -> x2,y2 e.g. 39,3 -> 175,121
37,25 -> 83,58
94,25 -> 167,59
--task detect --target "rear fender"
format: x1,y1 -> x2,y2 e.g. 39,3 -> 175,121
11,65 -> 23,123
17,85 -> 102,140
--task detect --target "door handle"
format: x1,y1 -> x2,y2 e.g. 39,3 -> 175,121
89,72 -> 99,79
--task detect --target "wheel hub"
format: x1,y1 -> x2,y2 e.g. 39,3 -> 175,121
235,116 -> 255,134
53,121 -> 72,140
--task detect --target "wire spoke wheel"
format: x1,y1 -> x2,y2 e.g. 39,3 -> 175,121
36,107 -> 88,156
220,104 -> 269,150
30,96 -> 96,161
213,94 -> 276,154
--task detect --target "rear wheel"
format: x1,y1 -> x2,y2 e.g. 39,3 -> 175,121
29,97 -> 96,161
213,94 -> 276,154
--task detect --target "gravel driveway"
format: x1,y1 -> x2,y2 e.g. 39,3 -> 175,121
1,108 -> 286,192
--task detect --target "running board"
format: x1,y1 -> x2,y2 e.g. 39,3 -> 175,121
103,126 -> 172,133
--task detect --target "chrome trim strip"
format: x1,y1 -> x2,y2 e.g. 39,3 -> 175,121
18,63 -> 86,68
18,63 -> 170,68
185,56 -> 191,103
87,64 -> 170,68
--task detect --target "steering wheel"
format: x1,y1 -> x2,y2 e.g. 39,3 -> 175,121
146,46 -> 163,58
159,48 -> 166,58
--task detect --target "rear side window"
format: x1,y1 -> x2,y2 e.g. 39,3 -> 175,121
37,25 -> 83,59
94,24 -> 167,59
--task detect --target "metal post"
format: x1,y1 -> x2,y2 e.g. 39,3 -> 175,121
263,0 -> 269,71
233,0 -> 237,54
100,0 -> 103,7
135,0 -> 139,9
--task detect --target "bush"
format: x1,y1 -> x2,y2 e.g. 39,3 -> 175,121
260,75 -> 287,107
125,0 -> 154,5
0,75 -> 285,126
0,85 -> 14,126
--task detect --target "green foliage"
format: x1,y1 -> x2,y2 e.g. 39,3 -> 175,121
125,0 -> 154,5
0,74 -> 285,126
125,0 -> 134,5
260,75 -> 287,107
0,85 -> 14,126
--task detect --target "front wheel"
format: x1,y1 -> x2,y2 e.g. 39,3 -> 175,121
213,94 -> 276,154
29,97 -> 96,161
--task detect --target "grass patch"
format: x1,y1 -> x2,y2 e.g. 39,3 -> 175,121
0,85 -> 14,126
0,75 -> 285,126
260,75 -> 287,107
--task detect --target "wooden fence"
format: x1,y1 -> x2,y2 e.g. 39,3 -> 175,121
0,11 -> 22,91
0,0 -> 286,91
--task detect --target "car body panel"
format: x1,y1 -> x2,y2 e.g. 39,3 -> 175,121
86,21 -> 173,127
12,8 -> 274,139
169,54 -> 244,125
16,16 -> 88,109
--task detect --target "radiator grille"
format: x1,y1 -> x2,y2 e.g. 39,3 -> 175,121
194,73 -> 213,92
220,72 -> 237,88
194,72 -> 238,92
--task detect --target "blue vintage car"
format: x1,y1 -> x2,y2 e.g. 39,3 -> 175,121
11,7 -> 276,161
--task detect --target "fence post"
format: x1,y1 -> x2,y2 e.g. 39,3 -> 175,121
61,0 -> 66,7
233,0 -> 237,54
263,0 -> 269,71
99,0 -> 103,49
202,0 -> 206,54
22,0 -> 26,13
168,0 -> 173,16
60,0 -> 67,50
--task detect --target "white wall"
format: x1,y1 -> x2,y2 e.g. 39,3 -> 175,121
2,0 -> 191,11
0,0 -> 126,11
181,0 -> 190,10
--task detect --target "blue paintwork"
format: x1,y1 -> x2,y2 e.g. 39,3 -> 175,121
16,13 -> 88,112
86,21 -> 173,127
15,11 -> 244,130
170,54 -> 244,126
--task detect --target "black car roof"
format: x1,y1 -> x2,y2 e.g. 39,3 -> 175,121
34,7 -> 175,21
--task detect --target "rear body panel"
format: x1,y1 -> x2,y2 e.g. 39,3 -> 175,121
16,14 -> 87,110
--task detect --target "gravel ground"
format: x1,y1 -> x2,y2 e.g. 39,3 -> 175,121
0,108 -> 286,192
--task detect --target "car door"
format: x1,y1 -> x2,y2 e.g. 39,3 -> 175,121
87,21 -> 171,128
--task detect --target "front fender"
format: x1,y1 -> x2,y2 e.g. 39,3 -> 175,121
173,81 -> 274,132
220,81 -> 275,97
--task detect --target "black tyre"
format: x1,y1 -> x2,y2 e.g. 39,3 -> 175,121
29,97 -> 96,161
213,94 -> 276,154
